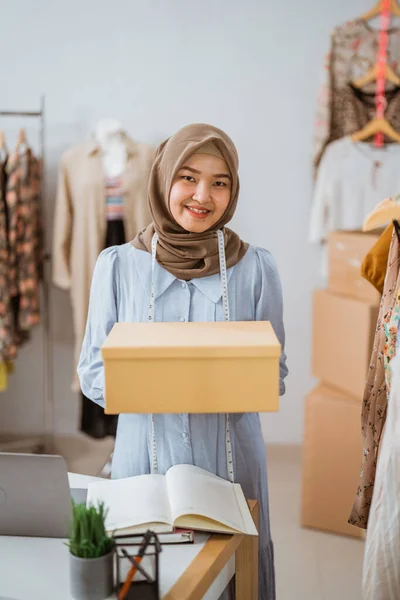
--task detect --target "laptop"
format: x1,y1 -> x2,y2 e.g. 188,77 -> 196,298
0,452 -> 87,538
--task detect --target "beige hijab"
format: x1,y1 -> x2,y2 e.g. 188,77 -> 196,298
132,123 -> 248,280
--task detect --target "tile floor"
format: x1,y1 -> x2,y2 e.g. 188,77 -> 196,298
268,445 -> 364,600
58,438 -> 365,600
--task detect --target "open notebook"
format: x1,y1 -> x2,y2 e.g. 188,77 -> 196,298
86,464 -> 258,537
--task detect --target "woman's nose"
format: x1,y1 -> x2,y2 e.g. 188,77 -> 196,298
192,182 -> 210,204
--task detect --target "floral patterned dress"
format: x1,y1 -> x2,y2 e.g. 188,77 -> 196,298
5,148 -> 43,344
384,298 -> 400,394
349,229 -> 400,529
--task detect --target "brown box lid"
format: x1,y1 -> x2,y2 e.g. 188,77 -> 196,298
102,321 -> 281,360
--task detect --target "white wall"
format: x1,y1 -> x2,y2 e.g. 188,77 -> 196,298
0,0 -> 369,444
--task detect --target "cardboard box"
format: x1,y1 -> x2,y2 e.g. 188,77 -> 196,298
312,289 -> 378,400
101,321 -> 281,414
301,385 -> 364,539
328,230 -> 381,305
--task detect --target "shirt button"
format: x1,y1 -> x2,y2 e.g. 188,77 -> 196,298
180,317 -> 186,322
182,432 -> 188,439
181,283 -> 186,289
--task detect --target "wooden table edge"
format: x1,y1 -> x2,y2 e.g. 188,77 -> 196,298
163,500 -> 258,600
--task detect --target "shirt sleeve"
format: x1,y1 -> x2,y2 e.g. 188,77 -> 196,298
52,156 -> 73,290
308,142 -> 335,245
254,248 -> 288,396
77,247 -> 119,407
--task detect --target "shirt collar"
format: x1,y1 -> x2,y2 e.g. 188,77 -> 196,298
87,133 -> 139,158
134,248 -> 176,300
191,269 -> 234,303
133,247 -> 234,304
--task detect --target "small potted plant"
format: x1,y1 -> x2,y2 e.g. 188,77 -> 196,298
67,501 -> 115,600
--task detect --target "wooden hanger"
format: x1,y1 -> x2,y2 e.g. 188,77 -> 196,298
357,2 -> 400,88
351,117 -> 400,142
353,63 -> 400,88
363,196 -> 400,230
361,0 -> 400,20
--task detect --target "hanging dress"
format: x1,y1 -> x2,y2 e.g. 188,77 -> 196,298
80,176 -> 125,439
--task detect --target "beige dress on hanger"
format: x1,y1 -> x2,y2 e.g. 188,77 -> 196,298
52,135 -> 155,390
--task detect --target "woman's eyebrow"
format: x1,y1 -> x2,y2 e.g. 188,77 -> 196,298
180,165 -> 201,174
180,165 -> 231,179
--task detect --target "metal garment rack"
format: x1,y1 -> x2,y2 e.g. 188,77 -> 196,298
0,96 -> 54,454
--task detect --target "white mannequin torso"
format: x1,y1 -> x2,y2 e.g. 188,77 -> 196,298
94,118 -> 127,178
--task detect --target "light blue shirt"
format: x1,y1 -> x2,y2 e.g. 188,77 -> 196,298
77,242 -> 287,600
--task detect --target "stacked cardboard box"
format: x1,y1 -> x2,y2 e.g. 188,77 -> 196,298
301,231 -> 381,538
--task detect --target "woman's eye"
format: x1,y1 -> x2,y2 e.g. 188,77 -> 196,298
214,181 -> 227,187
181,175 -> 195,183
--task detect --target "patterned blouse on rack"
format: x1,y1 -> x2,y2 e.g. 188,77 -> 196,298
105,176 -> 125,221
0,155 -> 16,363
6,148 -> 43,332
0,147 -> 43,362
314,19 -> 400,169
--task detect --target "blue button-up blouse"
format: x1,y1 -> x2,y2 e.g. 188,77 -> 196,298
78,241 -> 287,479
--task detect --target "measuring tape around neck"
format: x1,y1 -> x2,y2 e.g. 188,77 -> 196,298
148,232 -> 159,323
149,230 -> 234,483
217,230 -> 234,483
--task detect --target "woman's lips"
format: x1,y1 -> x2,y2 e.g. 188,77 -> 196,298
185,206 -> 211,219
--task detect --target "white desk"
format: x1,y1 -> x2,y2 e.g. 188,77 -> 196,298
0,473 -> 235,600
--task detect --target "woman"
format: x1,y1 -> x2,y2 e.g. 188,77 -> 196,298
78,123 -> 288,600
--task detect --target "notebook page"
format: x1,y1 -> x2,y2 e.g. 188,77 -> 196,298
166,464 -> 251,534
87,474 -> 172,532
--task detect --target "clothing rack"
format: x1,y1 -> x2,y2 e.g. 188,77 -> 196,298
0,96 -> 54,454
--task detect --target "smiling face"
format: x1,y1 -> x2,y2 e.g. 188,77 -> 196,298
169,153 -> 232,233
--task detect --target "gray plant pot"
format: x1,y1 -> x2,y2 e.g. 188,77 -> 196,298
69,551 -> 114,600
